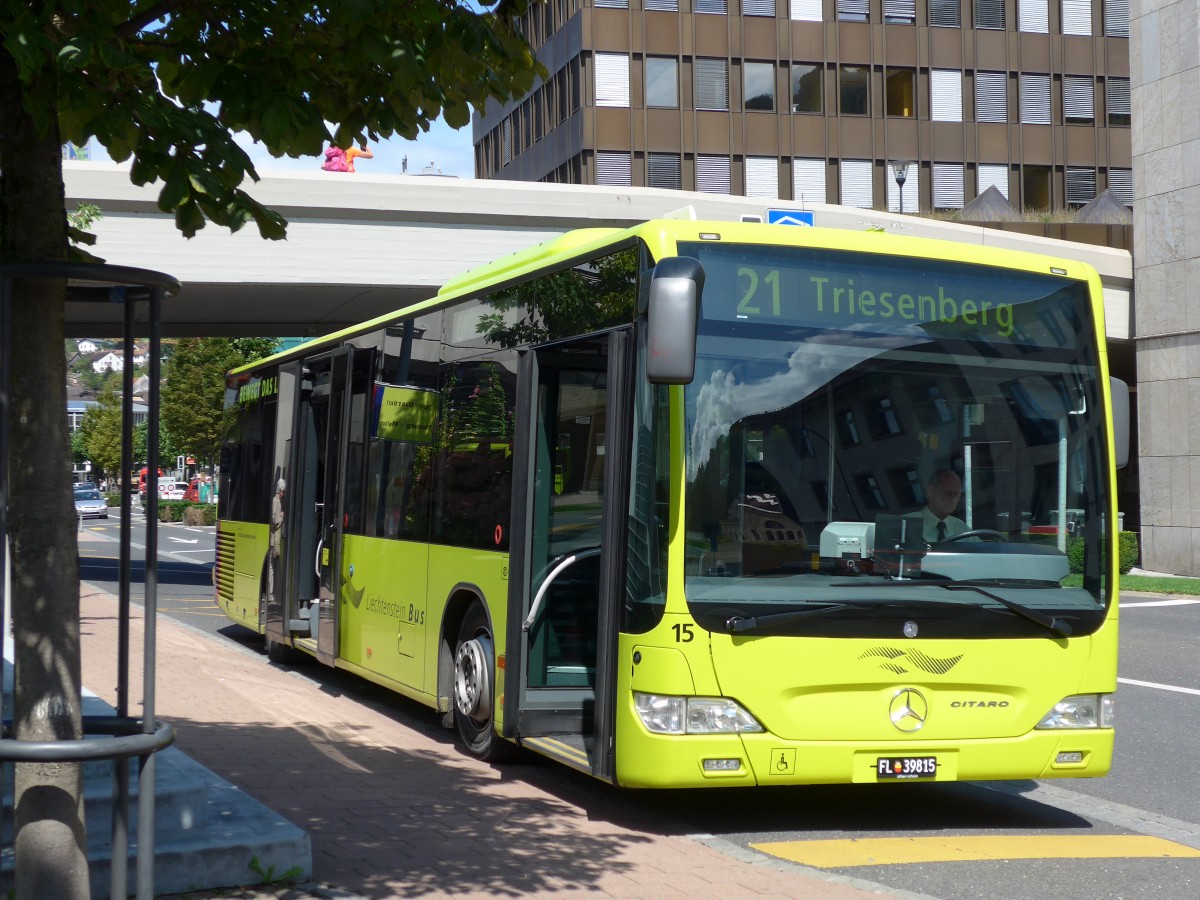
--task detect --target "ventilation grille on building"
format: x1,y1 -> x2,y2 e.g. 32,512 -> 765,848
695,59 -> 729,110
696,155 -> 732,193
1019,74 -> 1051,124
933,163 -> 965,209
929,0 -> 960,26
1062,0 -> 1092,34
840,159 -> 873,209
978,164 -> 1009,199
745,157 -> 779,198
1107,168 -> 1133,206
648,153 -> 682,190
792,157 -> 826,204
975,72 -> 1008,122
1063,76 -> 1095,122
1018,0 -> 1049,32
596,151 -> 632,186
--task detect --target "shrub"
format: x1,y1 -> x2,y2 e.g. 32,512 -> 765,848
1066,531 -> 1139,575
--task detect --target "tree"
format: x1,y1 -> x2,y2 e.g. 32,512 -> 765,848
0,4 -> 540,895
161,337 -> 276,470
76,386 -> 125,486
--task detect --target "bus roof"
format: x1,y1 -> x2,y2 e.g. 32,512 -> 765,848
229,218 -> 1100,375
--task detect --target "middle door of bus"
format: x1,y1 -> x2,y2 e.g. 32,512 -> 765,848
505,329 -> 632,781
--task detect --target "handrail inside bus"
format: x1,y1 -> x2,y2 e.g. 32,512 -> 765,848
522,547 -> 602,632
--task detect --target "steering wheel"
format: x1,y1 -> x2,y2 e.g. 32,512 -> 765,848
944,529 -> 1007,542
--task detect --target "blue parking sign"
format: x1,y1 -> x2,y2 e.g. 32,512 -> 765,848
767,209 -> 815,226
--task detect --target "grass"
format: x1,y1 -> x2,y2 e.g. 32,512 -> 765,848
1118,574 -> 1200,595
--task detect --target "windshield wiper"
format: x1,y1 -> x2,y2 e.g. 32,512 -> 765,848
940,583 -> 1072,638
726,603 -> 853,634
827,579 -> 1071,637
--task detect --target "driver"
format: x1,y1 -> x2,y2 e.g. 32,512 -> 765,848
920,468 -> 968,543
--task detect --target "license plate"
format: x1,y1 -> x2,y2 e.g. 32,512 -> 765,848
876,756 -> 937,779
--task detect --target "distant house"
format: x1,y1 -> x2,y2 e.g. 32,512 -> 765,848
77,338 -> 100,354
91,351 -> 124,373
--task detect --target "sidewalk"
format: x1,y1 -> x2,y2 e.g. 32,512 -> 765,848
77,587 -> 890,900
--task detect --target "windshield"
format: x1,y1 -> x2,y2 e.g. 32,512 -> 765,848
76,490 -> 102,501
679,241 -> 1112,639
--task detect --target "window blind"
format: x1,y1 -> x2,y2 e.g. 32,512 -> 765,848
647,153 -> 682,190
840,159 -> 873,208
792,157 -> 826,204
1066,166 -> 1096,205
1019,73 -> 1051,124
1061,0 -> 1092,34
696,155 -> 732,193
1018,0 -> 1049,32
975,71 -> 1008,122
594,53 -> 630,108
695,58 -> 730,110
932,163 -> 965,208
595,151 -> 632,185
1106,168 -> 1132,206
745,156 -> 780,198
1063,76 -> 1094,122
977,163 -> 1009,199
931,69 -> 963,121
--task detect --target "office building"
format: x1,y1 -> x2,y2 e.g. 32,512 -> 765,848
473,0 -> 1132,214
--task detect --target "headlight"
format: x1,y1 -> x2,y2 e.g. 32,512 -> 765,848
634,692 -> 764,735
1036,693 -> 1114,729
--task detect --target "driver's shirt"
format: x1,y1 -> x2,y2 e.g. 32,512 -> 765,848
920,507 -> 968,543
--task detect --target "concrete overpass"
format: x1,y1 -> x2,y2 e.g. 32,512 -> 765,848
62,162 -> 1132,361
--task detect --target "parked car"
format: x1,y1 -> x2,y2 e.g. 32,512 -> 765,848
183,478 -> 200,502
74,487 -> 108,519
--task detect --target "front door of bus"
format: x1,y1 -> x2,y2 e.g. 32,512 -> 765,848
506,329 -> 631,781
287,346 -> 355,666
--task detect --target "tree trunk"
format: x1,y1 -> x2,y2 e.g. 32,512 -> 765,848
0,46 -> 91,899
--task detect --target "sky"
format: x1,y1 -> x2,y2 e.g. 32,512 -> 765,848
83,118 -> 479,180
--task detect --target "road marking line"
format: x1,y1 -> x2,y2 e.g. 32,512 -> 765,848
750,835 -> 1200,868
1121,598 -> 1200,607
1118,676 -> 1200,696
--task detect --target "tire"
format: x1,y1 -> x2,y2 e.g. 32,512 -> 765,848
453,601 -> 511,761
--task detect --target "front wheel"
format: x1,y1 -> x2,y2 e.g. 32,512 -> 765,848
453,601 -> 510,761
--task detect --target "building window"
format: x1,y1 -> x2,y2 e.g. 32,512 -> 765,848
1107,168 -> 1132,206
978,163 -> 1009,199
929,0 -> 960,26
931,69 -> 963,121
595,151 -> 632,185
1062,0 -> 1092,34
1019,73 -> 1051,124
1022,164 -> 1052,209
694,0 -> 728,12
502,118 -> 512,165
932,162 -> 965,209
975,71 -> 1008,122
838,0 -> 869,20
1106,77 -> 1130,126
1018,0 -> 1049,32
836,409 -> 861,446
648,153 -> 682,190
1063,76 -> 1094,123
792,157 -> 826,204
884,0 -> 916,22
646,57 -> 678,108
887,166 -> 919,212
792,63 -> 822,112
886,68 -> 915,117
975,0 -> 1005,29
790,0 -> 822,20
696,155 -> 732,193
1104,0 -> 1129,36
743,0 -> 775,14
695,58 -> 730,110
744,62 -> 775,111
856,474 -> 888,510
645,0 -> 679,9
745,157 -> 779,198
840,65 -> 869,115
594,53 -> 630,108
840,158 -> 873,208
867,396 -> 904,438
1066,167 -> 1096,205
595,0 -> 628,6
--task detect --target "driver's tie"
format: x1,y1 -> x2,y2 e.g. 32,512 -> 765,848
937,521 -> 946,541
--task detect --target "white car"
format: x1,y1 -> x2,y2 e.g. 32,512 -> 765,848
161,481 -> 189,500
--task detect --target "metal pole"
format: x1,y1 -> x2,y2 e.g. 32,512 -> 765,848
111,288 -> 134,900
137,286 -> 162,899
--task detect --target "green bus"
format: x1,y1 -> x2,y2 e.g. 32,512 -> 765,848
215,219 -> 1123,787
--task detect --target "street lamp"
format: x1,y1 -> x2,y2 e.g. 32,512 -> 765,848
891,160 -> 912,215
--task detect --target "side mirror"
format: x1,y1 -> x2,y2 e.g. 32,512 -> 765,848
1110,376 -> 1130,469
645,256 -> 704,385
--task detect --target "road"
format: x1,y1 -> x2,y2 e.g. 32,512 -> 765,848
77,514 -> 1200,899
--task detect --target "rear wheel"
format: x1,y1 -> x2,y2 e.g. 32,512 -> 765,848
453,601 -> 510,761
